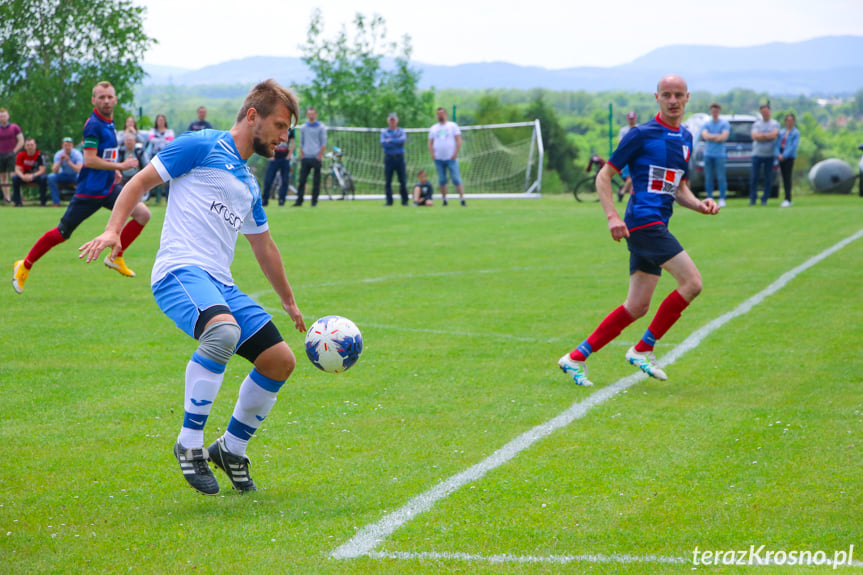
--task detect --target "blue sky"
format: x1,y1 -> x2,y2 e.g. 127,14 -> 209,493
141,0 -> 863,70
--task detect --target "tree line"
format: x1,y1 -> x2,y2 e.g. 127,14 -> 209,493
3,2 -> 860,194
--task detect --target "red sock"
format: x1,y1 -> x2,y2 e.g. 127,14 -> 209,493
117,219 -> 145,257
25,228 -> 66,269
634,290 -> 690,352
570,305 -> 635,361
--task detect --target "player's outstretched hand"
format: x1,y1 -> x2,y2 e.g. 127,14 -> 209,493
283,301 -> 306,332
700,198 -> 720,215
78,231 -> 122,263
608,215 -> 630,242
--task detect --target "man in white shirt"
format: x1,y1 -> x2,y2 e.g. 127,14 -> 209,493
427,107 -> 465,206
79,79 -> 306,496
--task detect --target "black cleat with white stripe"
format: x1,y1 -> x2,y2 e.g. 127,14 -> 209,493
208,437 -> 257,493
173,442 -> 220,495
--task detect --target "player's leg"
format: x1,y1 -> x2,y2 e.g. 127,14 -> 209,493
210,291 -> 294,492
12,197 -> 100,293
435,160 -> 448,205
628,247 -> 701,379
154,267 -> 242,495
559,270 -> 658,386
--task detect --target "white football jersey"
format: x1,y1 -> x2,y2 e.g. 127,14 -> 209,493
149,129 -> 268,286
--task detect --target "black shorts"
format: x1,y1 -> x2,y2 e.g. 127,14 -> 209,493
626,224 -> 684,276
57,186 -> 121,239
0,152 -> 16,173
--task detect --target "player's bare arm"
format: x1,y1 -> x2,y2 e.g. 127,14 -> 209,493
676,179 -> 719,215
453,134 -> 462,160
245,230 -> 306,332
596,163 -> 629,241
78,164 -> 162,262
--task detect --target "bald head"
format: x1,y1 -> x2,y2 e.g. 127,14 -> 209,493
657,74 -> 688,93
654,74 -> 690,127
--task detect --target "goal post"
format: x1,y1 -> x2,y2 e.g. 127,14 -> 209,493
316,120 -> 543,199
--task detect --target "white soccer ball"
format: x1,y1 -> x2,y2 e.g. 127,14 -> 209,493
304,315 -> 363,373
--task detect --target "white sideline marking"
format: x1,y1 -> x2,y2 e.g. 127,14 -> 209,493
368,550 -> 686,565
330,228 -> 863,561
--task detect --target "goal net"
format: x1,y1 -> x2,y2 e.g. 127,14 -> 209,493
318,120 -> 543,198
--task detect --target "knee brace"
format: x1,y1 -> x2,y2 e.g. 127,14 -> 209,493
197,321 -> 241,365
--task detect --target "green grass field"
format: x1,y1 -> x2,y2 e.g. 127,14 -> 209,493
2,193 -> 862,574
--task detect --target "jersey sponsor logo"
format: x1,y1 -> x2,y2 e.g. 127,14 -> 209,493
101,147 -> 118,162
648,164 -> 683,196
209,200 -> 243,230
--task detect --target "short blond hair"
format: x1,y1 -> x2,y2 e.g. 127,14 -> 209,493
236,79 -> 299,126
92,81 -> 114,97
0,108 -> 7,114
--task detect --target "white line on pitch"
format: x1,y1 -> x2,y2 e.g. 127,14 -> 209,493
367,550 -> 686,565
330,228 -> 863,561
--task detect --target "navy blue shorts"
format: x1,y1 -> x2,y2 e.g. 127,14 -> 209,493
626,224 -> 684,276
57,187 -> 120,239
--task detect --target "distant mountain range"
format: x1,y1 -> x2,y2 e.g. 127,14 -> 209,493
143,35 -> 863,95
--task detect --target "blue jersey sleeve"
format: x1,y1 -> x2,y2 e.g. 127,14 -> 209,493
608,126 -> 642,173
154,131 -> 215,180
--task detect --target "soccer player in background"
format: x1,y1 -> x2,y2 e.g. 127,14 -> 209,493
558,74 -> 719,387
79,79 -> 306,496
12,81 -> 149,293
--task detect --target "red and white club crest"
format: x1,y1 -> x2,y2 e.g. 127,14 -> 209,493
682,145 -> 690,162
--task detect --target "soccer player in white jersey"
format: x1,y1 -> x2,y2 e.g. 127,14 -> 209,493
79,80 -> 305,495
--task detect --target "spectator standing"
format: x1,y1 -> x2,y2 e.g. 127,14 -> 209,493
381,112 -> 408,206
294,107 -> 327,207
188,106 -> 214,132
749,104 -> 779,206
616,111 -> 638,202
428,107 -> 465,206
117,133 -> 149,185
776,113 -> 800,208
147,114 -> 175,203
263,127 -> 295,206
117,116 -> 147,145
0,108 -> 25,203
700,103 -> 730,207
413,169 -> 434,206
47,137 -> 84,206
12,138 -> 48,206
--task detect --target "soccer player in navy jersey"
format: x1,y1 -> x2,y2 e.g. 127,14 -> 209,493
12,82 -> 150,293
80,79 -> 305,495
559,74 -> 719,387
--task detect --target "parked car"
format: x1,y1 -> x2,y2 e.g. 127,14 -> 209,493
686,113 -> 779,197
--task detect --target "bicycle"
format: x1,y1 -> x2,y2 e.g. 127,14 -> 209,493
572,153 -> 625,203
323,147 -> 355,201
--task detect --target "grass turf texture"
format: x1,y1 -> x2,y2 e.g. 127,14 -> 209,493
1,194 -> 861,574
